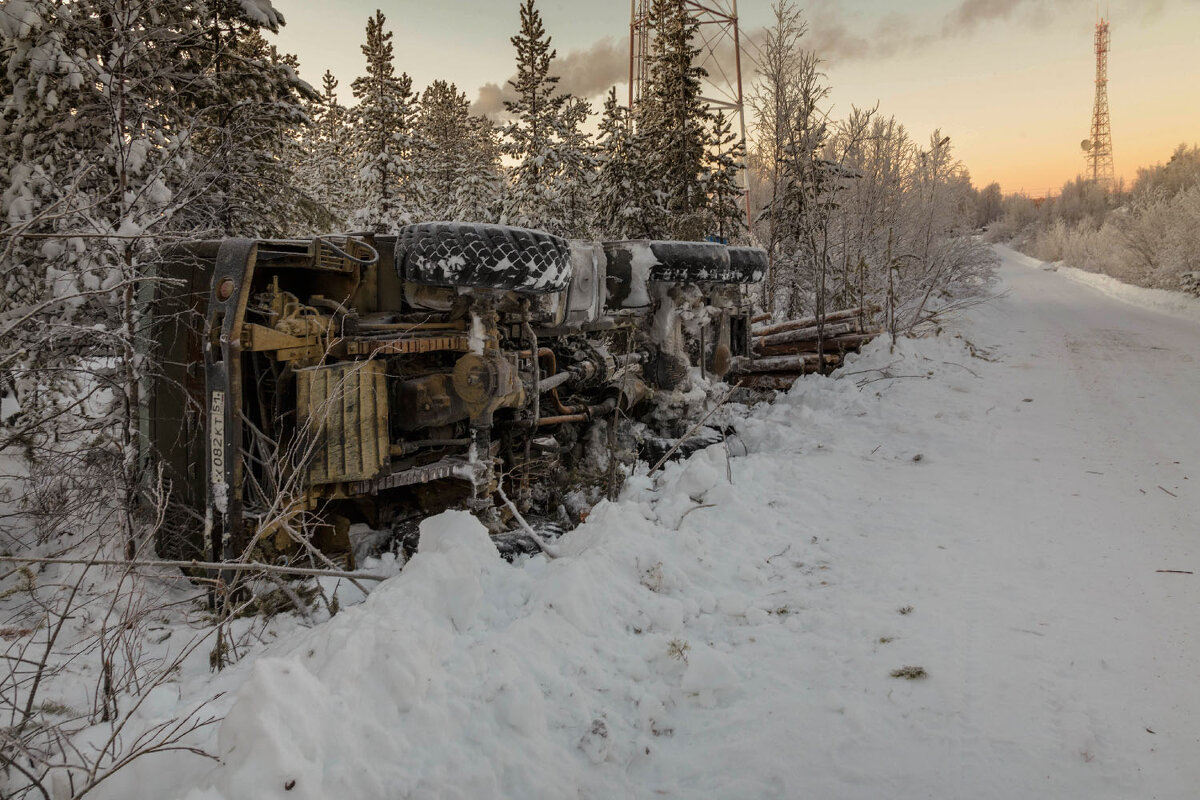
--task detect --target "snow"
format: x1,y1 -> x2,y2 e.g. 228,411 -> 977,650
621,240 -> 656,308
94,245 -> 1200,800
236,0 -> 284,32
0,0 -> 42,38
0,390 -> 19,420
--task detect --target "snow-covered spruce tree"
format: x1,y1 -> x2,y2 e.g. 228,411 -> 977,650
1,1 -> 343,790
501,0 -> 566,230
0,0 -> 215,563
703,110 -> 747,244
551,96 -> 597,238
593,87 -> 641,238
348,10 -> 418,231
416,80 -> 502,222
179,4 -> 313,238
634,0 -> 711,240
456,114 -> 506,223
288,69 -> 354,231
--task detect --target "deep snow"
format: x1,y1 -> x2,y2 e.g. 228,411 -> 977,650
97,245 -> 1199,800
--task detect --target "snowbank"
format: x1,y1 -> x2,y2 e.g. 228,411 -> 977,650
1055,265 -> 1200,323
147,333 -> 990,800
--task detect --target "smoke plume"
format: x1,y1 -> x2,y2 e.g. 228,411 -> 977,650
471,37 -> 627,117
471,0 -> 1172,115
801,0 -> 1167,64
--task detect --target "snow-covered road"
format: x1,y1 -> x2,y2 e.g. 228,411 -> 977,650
119,245 -> 1200,800
811,244 -> 1200,800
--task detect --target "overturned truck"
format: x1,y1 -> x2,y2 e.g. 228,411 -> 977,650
149,223 -> 766,565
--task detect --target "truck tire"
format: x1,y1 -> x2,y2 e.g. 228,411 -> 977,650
643,241 -> 767,283
646,240 -> 730,282
728,246 -> 769,283
396,222 -> 572,294
602,240 -> 723,307
601,241 -> 768,308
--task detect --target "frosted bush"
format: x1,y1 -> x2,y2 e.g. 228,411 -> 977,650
1003,145 -> 1200,293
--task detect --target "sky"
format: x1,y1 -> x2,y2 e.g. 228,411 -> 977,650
271,0 -> 1200,196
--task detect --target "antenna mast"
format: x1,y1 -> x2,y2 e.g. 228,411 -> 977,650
629,0 -> 752,230
1085,14 -> 1115,188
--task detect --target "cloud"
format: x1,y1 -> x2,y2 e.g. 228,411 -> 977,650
941,0 -> 1036,37
773,0 -> 1172,64
471,37 -> 627,117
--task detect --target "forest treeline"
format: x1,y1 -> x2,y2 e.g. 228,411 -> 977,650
983,145 -> 1200,294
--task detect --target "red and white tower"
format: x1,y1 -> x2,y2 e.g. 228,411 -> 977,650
1082,16 -> 1115,188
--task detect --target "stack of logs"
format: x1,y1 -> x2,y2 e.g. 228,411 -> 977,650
734,305 -> 883,390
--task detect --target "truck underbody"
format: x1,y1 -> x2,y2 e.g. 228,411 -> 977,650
148,224 -> 766,567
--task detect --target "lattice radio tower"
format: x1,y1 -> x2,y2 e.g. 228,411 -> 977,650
1082,15 -> 1115,188
629,0 -> 752,228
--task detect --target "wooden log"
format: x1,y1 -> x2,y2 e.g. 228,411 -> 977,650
736,363 -> 842,390
736,373 -> 805,390
738,353 -> 841,373
751,305 -> 879,337
754,321 -> 857,349
754,329 -> 883,358
755,330 -> 884,357
750,312 -> 772,324
755,342 -> 857,358
810,330 -> 883,351
753,342 -> 804,359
